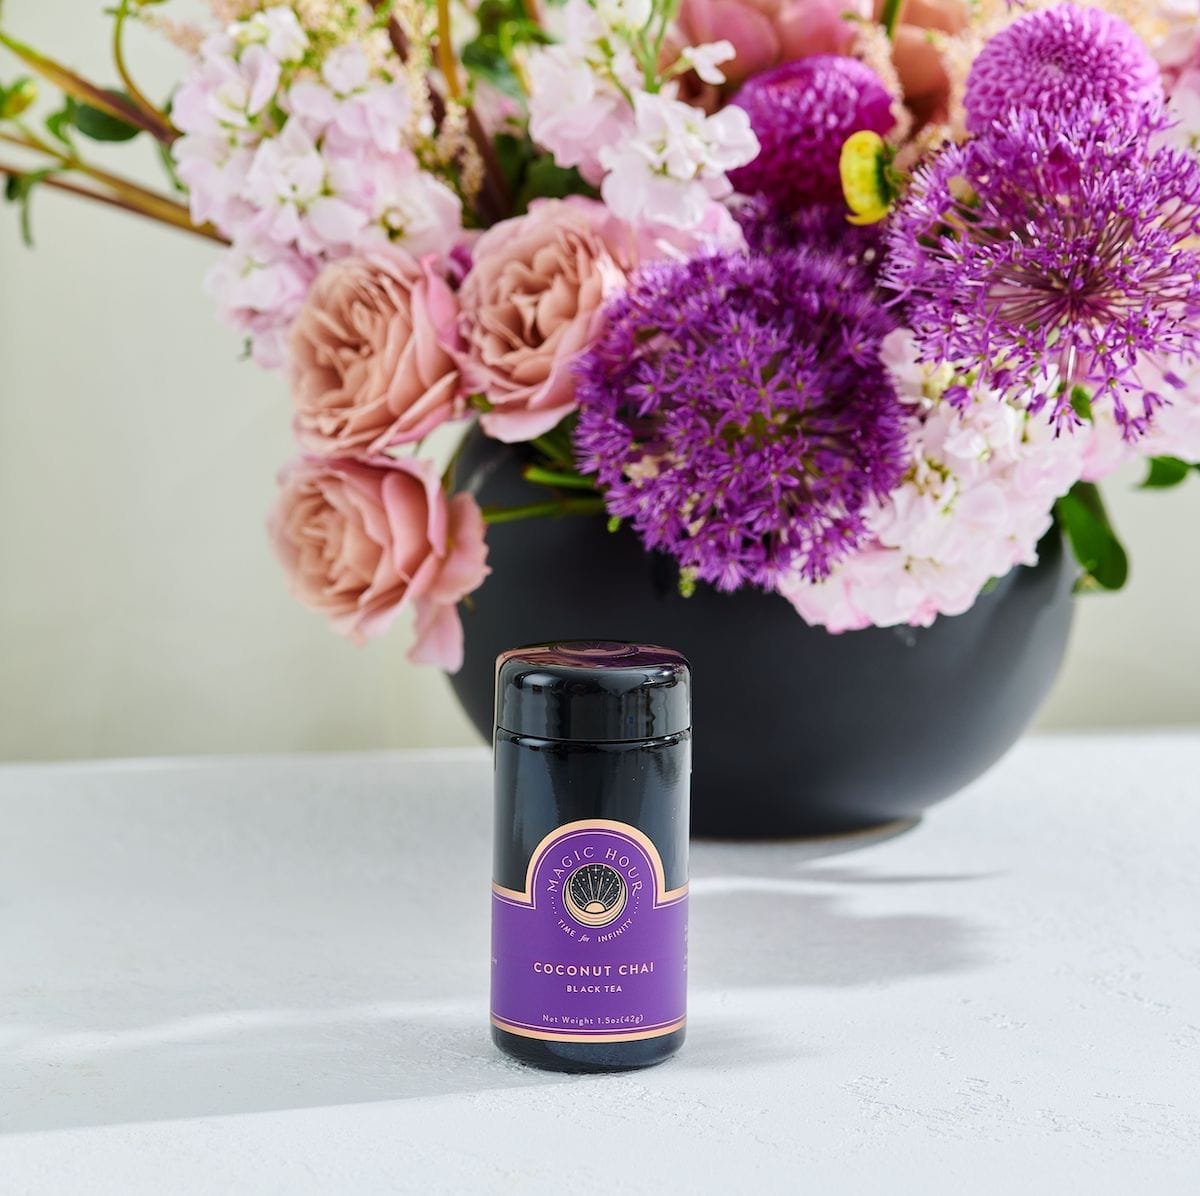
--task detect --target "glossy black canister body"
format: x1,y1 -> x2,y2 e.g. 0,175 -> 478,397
491,642 -> 690,1073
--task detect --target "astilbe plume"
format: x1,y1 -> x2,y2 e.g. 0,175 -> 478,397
883,105 -> 1200,438
573,251 -> 908,592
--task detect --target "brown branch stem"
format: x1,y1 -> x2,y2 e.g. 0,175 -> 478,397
368,0 -> 508,224
0,159 -> 228,243
465,105 -> 510,222
0,129 -> 200,231
435,0 -> 463,99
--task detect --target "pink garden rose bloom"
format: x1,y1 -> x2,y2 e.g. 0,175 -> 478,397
458,197 -> 744,443
268,455 -> 489,670
677,0 -> 869,89
289,247 -> 462,457
457,198 -> 627,443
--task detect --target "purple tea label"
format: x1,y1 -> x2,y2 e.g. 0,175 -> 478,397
491,819 -> 687,1042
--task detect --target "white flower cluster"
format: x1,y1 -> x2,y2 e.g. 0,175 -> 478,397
780,331 -> 1088,632
172,5 -> 462,366
525,0 -> 758,228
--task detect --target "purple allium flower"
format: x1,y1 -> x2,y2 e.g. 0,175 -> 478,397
735,197 -> 884,276
573,250 -> 908,591
728,57 -> 895,207
884,105 -> 1200,437
964,5 -> 1162,134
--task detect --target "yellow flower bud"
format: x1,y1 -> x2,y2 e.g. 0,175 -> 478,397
1,77 -> 37,120
840,130 -> 892,226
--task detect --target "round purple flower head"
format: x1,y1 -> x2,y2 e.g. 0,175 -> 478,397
735,197 -> 884,276
883,105 -> 1200,438
573,250 -> 907,592
964,5 -> 1162,134
728,57 -> 894,207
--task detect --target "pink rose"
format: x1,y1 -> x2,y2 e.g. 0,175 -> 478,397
677,0 -> 870,89
289,247 -> 463,458
456,198 -> 635,444
268,455 -> 489,670
458,197 -> 743,443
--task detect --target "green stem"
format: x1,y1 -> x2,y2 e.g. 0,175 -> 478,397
522,464 -> 598,491
482,497 -> 607,524
649,0 -> 681,90
880,0 -> 905,39
112,0 -> 176,136
529,432 -> 575,468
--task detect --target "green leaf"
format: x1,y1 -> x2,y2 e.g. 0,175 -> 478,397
71,91 -> 141,141
1056,482 -> 1129,593
0,30 -> 160,137
1069,385 -> 1093,422
492,132 -> 532,194
42,92 -> 142,146
515,155 -> 596,213
461,43 -> 523,98
4,166 -> 55,246
44,98 -> 76,146
1140,456 -> 1192,489
156,138 -> 185,192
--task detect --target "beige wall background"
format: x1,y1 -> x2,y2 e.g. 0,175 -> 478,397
2,2 -> 1199,762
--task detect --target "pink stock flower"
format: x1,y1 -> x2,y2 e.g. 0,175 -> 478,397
289,247 -> 463,458
1083,358 -> 1200,481
268,455 -> 489,670
1166,67 -> 1200,151
204,237 -> 318,369
598,92 -> 758,229
171,19 -> 463,368
526,48 -> 635,184
457,197 -> 743,442
780,331 -> 1086,632
676,0 -> 869,89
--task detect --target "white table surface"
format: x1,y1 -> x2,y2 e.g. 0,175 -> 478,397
1,735 -> 1198,1194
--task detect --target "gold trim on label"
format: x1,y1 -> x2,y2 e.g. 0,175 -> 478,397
491,818 -> 688,905
490,1015 -> 686,1044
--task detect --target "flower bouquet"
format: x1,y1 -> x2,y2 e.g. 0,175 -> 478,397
4,0 -> 1200,826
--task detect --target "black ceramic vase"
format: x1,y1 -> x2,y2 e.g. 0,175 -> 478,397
450,429 -> 1076,837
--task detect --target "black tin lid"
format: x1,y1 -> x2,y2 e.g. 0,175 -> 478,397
495,641 -> 691,743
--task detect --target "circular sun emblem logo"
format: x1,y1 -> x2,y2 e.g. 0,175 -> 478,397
563,863 -> 628,928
